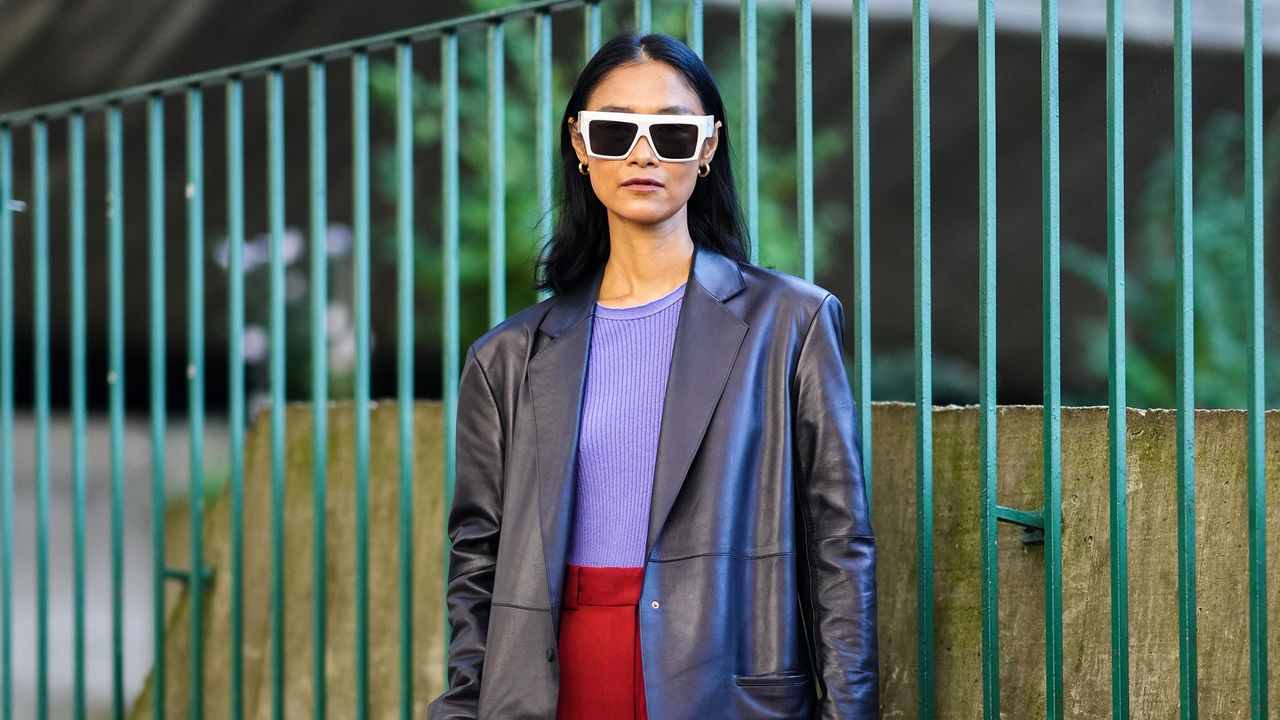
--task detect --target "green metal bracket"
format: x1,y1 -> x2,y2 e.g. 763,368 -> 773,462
995,505 -> 1045,546
164,564 -> 216,587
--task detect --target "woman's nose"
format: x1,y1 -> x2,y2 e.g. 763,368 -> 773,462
629,135 -> 658,163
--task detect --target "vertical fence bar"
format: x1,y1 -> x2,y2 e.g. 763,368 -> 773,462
1243,0 -> 1268,716
68,107 -> 87,720
225,75 -> 246,720
977,0 -> 998,709
67,109 -> 90,717
1040,0 -> 1065,713
0,122 -> 12,720
395,39 -> 416,720
1105,0 -> 1129,714
584,1 -> 601,59
146,94 -> 167,720
441,29 -> 461,684
33,117 -> 50,720
535,13 -> 552,305
851,0 -> 872,518
352,49 -> 372,720
740,0 -> 758,262
72,145 -> 92,708
489,22 -> 506,326
795,0 -> 813,281
266,66 -> 287,720
105,101 -> 127,720
185,84 -> 208,720
687,0 -> 703,57
911,0 -> 935,713
1172,0 -> 1197,715
306,58 -> 327,720
634,0 -> 650,33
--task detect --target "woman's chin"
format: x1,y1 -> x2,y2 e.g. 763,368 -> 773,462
611,203 -> 681,225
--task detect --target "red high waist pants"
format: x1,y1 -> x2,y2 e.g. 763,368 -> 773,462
555,563 -> 649,720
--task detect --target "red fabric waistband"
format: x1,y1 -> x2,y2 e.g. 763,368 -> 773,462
563,563 -> 645,609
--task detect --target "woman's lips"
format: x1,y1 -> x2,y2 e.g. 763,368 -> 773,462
622,177 -> 664,188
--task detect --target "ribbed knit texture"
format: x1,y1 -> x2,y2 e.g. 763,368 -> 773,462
566,280 -> 687,568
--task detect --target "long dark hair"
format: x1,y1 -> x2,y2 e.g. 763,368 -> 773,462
534,31 -> 751,295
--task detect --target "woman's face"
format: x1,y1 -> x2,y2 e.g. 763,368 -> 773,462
569,60 -> 722,227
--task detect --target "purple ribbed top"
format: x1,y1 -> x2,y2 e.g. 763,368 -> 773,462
567,280 -> 687,568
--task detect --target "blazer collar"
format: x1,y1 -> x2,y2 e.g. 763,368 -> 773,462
527,242 -> 748,640
538,241 -> 746,338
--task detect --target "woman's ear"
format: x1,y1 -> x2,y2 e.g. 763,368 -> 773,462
569,118 -> 587,165
702,120 -> 722,165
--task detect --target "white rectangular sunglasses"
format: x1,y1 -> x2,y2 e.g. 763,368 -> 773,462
576,110 -> 715,163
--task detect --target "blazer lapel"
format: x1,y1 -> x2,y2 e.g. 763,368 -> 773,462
527,244 -> 748,639
645,247 -> 748,560
528,263 -> 600,641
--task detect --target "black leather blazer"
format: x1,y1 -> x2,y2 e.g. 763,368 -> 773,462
427,242 -> 879,719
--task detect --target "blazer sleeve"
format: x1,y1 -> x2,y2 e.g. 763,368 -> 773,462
427,345 -> 505,719
791,292 -> 880,719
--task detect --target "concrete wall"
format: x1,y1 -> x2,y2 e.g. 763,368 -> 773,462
130,401 -> 1280,717
873,402 -> 1280,718
129,401 -> 447,719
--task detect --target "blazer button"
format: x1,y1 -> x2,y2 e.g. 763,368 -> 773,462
546,648 -> 555,662
651,600 -> 660,609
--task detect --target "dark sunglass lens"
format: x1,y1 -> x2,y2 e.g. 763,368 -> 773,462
587,120 -> 639,156
650,122 -> 700,159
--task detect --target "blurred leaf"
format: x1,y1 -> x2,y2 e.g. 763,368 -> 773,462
1066,108 -> 1280,409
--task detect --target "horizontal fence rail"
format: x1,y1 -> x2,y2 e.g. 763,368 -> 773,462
0,0 -> 1271,718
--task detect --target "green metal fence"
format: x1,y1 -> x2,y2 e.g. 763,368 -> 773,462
0,0 -> 1270,718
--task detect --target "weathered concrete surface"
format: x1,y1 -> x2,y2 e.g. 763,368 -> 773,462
131,400 -> 1278,717
873,402 -> 1280,718
129,400 -> 446,719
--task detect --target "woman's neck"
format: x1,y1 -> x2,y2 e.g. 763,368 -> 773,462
597,228 -> 694,307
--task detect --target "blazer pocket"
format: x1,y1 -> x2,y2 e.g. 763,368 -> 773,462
733,670 -> 809,687
731,671 -> 813,720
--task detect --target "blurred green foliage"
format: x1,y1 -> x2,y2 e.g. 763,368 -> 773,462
362,1 -> 1280,411
365,1 -> 861,364
1062,108 -> 1280,409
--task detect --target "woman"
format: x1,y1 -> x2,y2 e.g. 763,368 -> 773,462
427,30 -> 878,720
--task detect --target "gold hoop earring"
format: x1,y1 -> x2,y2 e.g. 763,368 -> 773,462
578,161 -> 589,175
698,163 -> 711,178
